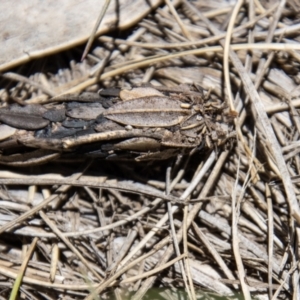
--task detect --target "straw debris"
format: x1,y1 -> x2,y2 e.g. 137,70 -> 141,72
0,0 -> 300,299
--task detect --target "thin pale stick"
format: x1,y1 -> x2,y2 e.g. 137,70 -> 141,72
121,254 -> 186,284
9,237 -> 38,300
166,166 -> 193,299
0,178 -> 184,204
164,0 -> 192,40
266,184 -> 274,299
60,41 -> 300,94
81,0 -> 111,61
192,222 -> 237,287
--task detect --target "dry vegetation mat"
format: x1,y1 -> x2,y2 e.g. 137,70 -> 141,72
0,0 -> 300,299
